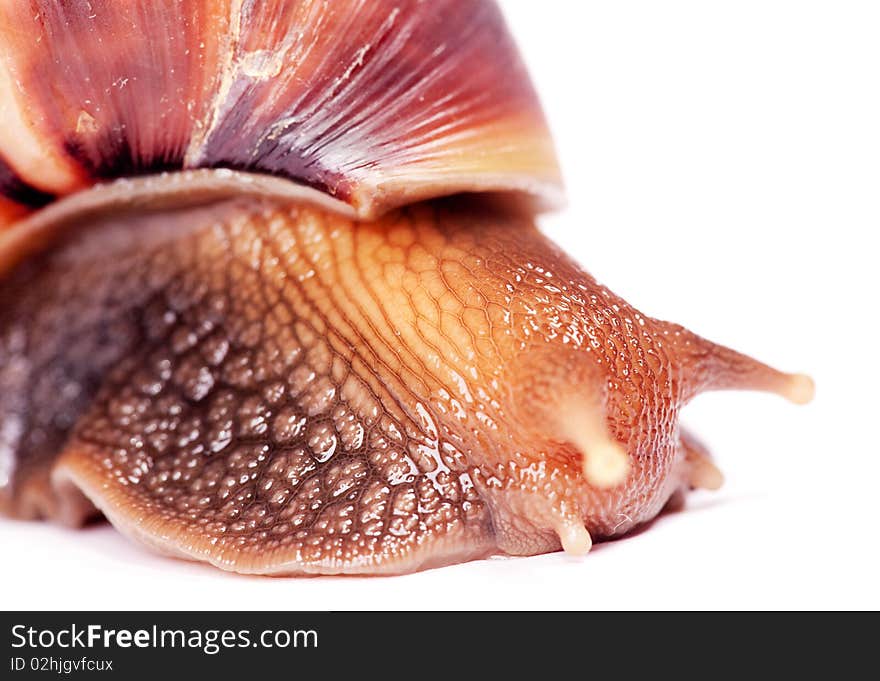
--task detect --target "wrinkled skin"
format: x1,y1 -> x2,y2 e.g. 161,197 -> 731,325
0,192 -> 811,574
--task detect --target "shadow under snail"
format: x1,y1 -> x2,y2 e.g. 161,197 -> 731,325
0,0 -> 813,575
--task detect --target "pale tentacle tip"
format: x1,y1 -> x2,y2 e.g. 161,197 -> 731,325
581,440 -> 630,489
783,373 -> 815,405
557,522 -> 593,556
554,394 -> 630,488
688,456 -> 725,491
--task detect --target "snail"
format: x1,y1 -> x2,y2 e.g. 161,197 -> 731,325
0,0 -> 813,576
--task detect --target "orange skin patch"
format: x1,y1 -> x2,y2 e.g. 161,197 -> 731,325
0,197 -> 29,231
0,192 -> 811,574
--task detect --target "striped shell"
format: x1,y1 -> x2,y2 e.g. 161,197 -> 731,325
0,0 -> 561,225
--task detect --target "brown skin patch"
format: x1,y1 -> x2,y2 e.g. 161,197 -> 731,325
0,194 -> 810,574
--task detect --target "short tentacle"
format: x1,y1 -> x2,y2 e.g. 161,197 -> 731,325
679,427 -> 724,491
511,347 -> 630,490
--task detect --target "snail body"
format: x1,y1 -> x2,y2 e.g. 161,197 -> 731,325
0,1 -> 811,575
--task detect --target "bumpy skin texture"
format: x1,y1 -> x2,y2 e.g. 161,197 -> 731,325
0,195 -> 810,574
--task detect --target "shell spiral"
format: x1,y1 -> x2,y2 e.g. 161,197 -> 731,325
0,0 -> 561,225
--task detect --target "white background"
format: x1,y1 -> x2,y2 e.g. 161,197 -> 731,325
2,1 -> 877,610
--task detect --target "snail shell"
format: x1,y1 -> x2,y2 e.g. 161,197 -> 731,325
0,0 -> 811,575
0,0 -> 560,221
